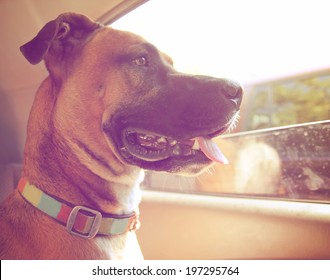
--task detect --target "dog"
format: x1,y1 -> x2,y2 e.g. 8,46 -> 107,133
0,13 -> 242,259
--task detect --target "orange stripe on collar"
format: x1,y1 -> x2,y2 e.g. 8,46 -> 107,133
17,178 -> 140,239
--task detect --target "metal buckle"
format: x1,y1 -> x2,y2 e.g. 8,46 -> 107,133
130,214 -> 141,231
66,206 -> 102,239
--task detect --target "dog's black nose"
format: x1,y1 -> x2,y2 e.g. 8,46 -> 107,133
190,75 -> 243,107
166,73 -> 244,124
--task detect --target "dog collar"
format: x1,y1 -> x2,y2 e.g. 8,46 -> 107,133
17,178 -> 140,239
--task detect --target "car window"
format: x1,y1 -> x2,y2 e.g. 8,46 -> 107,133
111,0 -> 330,202
241,72 -> 330,131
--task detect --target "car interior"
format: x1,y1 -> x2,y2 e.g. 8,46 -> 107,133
1,0 -> 329,259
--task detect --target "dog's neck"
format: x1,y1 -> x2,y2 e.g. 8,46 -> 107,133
22,78 -> 143,215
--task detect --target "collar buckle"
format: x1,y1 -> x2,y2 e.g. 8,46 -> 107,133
66,206 -> 102,239
130,214 -> 141,231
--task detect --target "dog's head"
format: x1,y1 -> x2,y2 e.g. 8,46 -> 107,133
21,13 -> 242,176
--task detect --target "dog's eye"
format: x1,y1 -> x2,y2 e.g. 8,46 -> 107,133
133,56 -> 148,66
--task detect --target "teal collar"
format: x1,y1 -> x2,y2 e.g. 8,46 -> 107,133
18,178 -> 140,239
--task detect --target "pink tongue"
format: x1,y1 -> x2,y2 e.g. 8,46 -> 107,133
197,137 -> 229,164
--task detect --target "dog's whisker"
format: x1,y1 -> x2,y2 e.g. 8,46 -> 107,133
226,112 -> 240,134
204,165 -> 215,176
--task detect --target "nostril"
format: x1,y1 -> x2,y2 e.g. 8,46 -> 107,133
224,84 -> 243,100
226,87 -> 239,98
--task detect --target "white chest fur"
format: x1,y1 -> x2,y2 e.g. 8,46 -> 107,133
95,231 -> 144,260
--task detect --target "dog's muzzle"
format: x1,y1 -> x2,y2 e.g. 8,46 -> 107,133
103,74 -> 243,174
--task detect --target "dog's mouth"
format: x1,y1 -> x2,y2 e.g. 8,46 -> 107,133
106,107 -> 240,172
119,125 -> 230,165
106,111 -> 241,173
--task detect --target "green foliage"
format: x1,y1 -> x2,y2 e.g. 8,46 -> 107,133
247,73 -> 330,130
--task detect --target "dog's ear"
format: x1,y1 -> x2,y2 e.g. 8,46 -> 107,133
20,13 -> 101,65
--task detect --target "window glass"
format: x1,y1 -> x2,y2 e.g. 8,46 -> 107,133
242,72 -> 330,131
112,0 -> 330,202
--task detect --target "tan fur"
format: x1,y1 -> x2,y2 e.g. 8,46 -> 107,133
0,14 -> 156,260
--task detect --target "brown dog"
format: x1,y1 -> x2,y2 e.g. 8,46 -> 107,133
0,13 -> 242,259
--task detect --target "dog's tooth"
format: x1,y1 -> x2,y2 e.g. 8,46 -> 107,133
138,134 -> 156,143
138,134 -> 148,140
157,137 -> 167,144
172,145 -> 181,155
169,139 -> 178,146
192,139 -> 200,150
